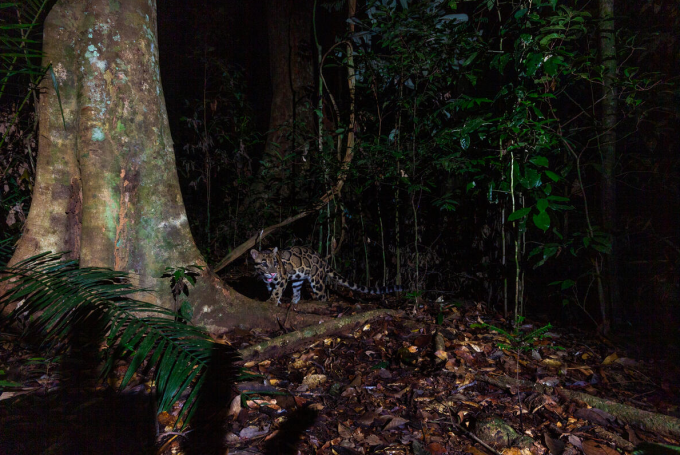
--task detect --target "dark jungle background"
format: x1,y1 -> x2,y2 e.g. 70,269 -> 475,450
1,0 -> 678,350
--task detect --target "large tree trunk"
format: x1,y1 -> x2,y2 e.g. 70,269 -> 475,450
256,0 -> 315,202
8,0 -> 325,333
598,0 -> 619,331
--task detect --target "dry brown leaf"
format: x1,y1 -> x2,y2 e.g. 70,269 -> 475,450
338,423 -> 352,438
602,353 -> 619,365
544,432 -> 566,455
414,334 -> 432,348
341,387 -> 357,397
434,350 -> 448,361
291,359 -> 310,369
574,407 -> 615,426
427,442 -> 448,453
294,395 -> 308,407
157,411 -> 175,426
357,411 -> 379,426
465,445 -> 489,455
568,435 -> 583,449
582,439 -> 618,455
349,373 -> 362,387
365,434 -> 383,445
541,358 -> 563,368
383,416 -> 409,431
454,345 -> 476,364
227,395 -> 242,420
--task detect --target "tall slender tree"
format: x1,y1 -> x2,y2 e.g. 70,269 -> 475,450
598,0 -> 619,332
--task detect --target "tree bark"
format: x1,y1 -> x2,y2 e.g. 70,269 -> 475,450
256,0 -> 315,201
6,0 -> 323,333
598,0 -> 619,331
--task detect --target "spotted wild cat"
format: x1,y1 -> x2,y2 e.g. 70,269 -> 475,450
250,246 -> 402,305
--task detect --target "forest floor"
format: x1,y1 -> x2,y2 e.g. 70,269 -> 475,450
1,295 -> 680,454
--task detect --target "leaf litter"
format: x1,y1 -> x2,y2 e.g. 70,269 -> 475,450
1,297 -> 680,454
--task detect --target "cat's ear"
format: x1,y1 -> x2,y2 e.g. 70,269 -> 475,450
250,249 -> 259,260
272,247 -> 278,254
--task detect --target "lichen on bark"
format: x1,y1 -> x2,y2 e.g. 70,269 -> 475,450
8,0 -> 319,332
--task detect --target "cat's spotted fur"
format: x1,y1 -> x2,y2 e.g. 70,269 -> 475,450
250,246 -> 401,305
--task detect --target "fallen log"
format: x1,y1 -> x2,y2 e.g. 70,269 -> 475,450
476,374 -> 680,440
239,308 -> 398,361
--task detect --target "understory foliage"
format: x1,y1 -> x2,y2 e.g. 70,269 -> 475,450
0,253 -> 240,427
0,1 -> 46,251
0,1 -> 677,337
178,59 -> 261,257
175,0 -> 678,328
329,0 -> 676,322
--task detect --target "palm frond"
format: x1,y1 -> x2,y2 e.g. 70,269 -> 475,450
0,237 -> 16,266
0,252 -> 240,427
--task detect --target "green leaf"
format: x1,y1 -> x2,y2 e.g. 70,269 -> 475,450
530,156 -> 549,167
543,55 -> 565,76
553,227 -> 563,239
592,243 -> 612,254
528,245 -> 543,259
544,170 -> 560,182
462,52 -> 478,67
524,52 -> 543,77
533,244 -> 558,268
532,104 -> 545,119
508,207 -> 531,221
492,53 -> 512,74
521,167 -> 542,189
560,279 -> 575,290
533,211 -> 550,231
537,198 -> 549,212
179,300 -> 194,321
539,33 -> 564,47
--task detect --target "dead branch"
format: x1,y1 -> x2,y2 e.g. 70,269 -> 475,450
213,187 -> 340,272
